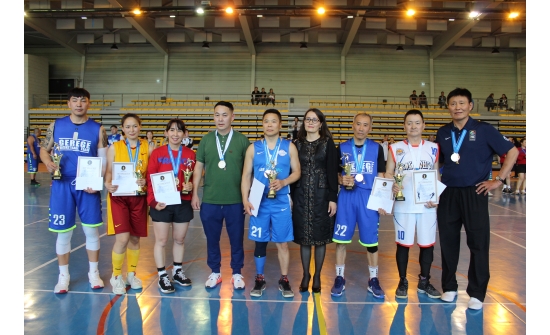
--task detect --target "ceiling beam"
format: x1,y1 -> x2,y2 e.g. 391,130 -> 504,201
24,17 -> 86,56
107,0 -> 169,55
234,0 -> 256,56
341,0 -> 371,57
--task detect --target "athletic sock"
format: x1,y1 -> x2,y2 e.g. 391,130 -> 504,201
126,248 -> 139,273
112,251 -> 126,277
173,262 -> 183,274
89,261 -> 99,273
369,266 -> 378,279
254,256 -> 266,275
336,264 -> 345,278
157,267 -> 167,277
59,264 -> 69,276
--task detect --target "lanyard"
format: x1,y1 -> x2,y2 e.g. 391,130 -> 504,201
167,145 -> 183,180
215,129 -> 233,163
451,129 -> 467,154
264,137 -> 282,168
125,139 -> 140,163
407,140 -> 423,170
351,138 -> 366,175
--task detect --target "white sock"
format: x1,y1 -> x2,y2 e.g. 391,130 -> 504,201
59,264 -> 69,276
336,265 -> 345,277
89,261 -> 99,273
369,266 -> 378,279
173,265 -> 182,274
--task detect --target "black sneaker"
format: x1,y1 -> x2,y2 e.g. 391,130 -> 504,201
173,269 -> 192,286
31,180 -> 40,186
158,274 -> 175,293
417,275 -> 441,298
250,275 -> 266,297
395,277 -> 408,299
278,276 -> 294,298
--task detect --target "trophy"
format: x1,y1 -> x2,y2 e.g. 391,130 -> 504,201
50,142 -> 63,180
394,163 -> 406,201
341,153 -> 354,190
135,160 -> 146,195
181,159 -> 194,194
265,162 -> 279,199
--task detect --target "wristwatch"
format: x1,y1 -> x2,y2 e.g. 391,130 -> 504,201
494,176 -> 503,183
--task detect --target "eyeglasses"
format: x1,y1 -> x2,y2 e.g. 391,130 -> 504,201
305,118 -> 320,124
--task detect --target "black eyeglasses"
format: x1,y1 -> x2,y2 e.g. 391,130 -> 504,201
305,118 -> 320,124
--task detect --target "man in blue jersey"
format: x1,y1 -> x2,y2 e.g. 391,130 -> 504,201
241,109 -> 301,298
330,113 -> 386,298
108,125 -> 123,146
27,128 -> 42,186
40,88 -> 108,294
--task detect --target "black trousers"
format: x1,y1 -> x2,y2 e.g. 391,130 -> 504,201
437,186 -> 490,301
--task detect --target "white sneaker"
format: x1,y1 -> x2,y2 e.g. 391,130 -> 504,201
468,297 -> 483,310
231,274 -> 245,290
441,291 -> 457,302
88,270 -> 105,289
110,274 -> 126,295
125,272 -> 143,289
54,273 -> 70,294
205,272 -> 222,288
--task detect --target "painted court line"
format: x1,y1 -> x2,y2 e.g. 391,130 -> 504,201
490,231 -> 526,249
489,203 -> 526,216
24,218 -> 48,227
24,232 -> 108,276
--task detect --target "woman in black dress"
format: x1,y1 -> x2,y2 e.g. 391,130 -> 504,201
291,108 -> 338,293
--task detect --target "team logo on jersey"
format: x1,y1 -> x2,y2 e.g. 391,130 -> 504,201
396,149 -> 404,156
278,149 -> 288,156
58,138 -> 92,153
469,130 -> 476,141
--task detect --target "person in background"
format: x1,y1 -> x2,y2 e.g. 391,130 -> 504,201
380,134 -> 389,163
499,94 -> 508,110
260,88 -> 268,105
291,117 -> 301,140
409,90 -> 419,108
514,137 -> 526,195
146,130 -> 157,151
499,137 -> 514,194
251,87 -> 261,105
27,128 -> 42,186
438,91 -> 447,109
419,91 -> 428,109
484,93 -> 495,112
267,88 -> 276,106
182,129 -> 194,149
108,125 -> 123,146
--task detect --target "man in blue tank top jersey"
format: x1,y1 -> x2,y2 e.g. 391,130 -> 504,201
108,125 -> 123,146
330,113 -> 387,299
40,88 -> 108,294
242,109 -> 301,298
27,128 -> 42,186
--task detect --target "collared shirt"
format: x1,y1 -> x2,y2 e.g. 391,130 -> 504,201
436,117 -> 513,187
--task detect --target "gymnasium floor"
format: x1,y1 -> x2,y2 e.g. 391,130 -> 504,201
23,170 -> 526,335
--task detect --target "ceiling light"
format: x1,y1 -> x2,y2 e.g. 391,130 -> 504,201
202,42 -> 210,49
407,9 -> 415,16
347,16 -> 353,19
448,18 -> 455,21
196,7 -> 204,14
81,16 -> 87,19
317,7 -> 325,15
170,15 -> 176,18
133,8 -> 142,15
111,43 -> 118,50
225,7 -> 233,14
396,45 -> 404,51
509,12 -> 519,19
469,11 -> 481,18
257,14 -> 263,18
300,42 -> 308,49
491,47 -> 500,54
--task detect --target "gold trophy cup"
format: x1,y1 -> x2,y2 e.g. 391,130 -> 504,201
181,160 -> 194,194
341,153 -> 354,190
50,142 -> 63,180
394,163 -> 406,201
266,162 -> 278,199
135,160 -> 146,195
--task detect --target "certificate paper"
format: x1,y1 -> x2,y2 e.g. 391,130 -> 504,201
413,170 -> 438,204
75,157 -> 103,191
367,177 -> 395,213
112,162 -> 138,196
248,178 -> 265,217
150,171 -> 181,205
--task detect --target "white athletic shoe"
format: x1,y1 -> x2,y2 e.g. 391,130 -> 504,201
125,272 -> 143,289
110,274 -> 126,295
205,272 -> 222,288
231,274 -> 245,290
88,270 -> 105,289
54,274 -> 70,294
468,297 -> 483,310
441,291 -> 457,302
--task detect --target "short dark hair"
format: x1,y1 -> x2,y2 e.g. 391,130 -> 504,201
110,125 -> 117,129
297,108 -> 332,140
447,88 -> 473,103
121,113 -> 141,126
165,118 -> 186,132
263,109 -> 282,122
404,109 -> 424,122
67,88 -> 90,100
214,101 -> 234,112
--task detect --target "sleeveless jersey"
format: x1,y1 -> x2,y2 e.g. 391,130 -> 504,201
108,133 -> 122,146
54,116 -> 101,179
27,134 -> 40,155
113,138 -> 150,174
390,140 -> 439,213
253,139 -> 291,195
339,138 -> 379,190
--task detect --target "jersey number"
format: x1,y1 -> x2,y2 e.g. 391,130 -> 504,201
397,230 -> 405,240
52,214 -> 66,226
251,226 -> 262,238
334,224 -> 347,236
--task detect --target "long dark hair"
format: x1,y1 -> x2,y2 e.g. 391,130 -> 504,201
296,108 -> 332,140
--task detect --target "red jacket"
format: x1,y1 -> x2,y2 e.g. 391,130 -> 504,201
516,147 -> 526,165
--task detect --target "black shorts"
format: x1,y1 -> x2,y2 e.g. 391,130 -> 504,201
516,164 -> 526,174
150,200 -> 194,223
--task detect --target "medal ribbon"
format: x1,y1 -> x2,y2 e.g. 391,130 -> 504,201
264,137 -> 282,169
407,140 -> 423,170
167,145 -> 183,185
351,138 -> 366,175
125,139 -> 140,163
451,129 -> 467,155
215,129 -> 233,164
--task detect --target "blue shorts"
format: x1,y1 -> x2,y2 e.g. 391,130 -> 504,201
248,193 -> 293,243
333,187 -> 380,246
27,153 -> 39,173
49,179 -> 103,232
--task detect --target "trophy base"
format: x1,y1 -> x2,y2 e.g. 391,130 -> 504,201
181,190 -> 189,195
267,192 -> 276,199
136,191 -> 147,196
53,175 -> 62,180
345,185 -> 354,190
395,196 -> 406,201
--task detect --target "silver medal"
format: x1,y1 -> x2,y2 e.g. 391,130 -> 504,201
451,153 -> 460,163
355,174 -> 364,182
218,160 -> 226,169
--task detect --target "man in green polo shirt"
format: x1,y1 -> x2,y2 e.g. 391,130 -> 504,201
192,101 -> 251,290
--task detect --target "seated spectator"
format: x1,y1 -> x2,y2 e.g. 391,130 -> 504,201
182,129 -> 194,149
499,94 -> 508,110
438,91 -> 447,108
428,134 -> 436,142
484,93 -> 496,111
267,88 -> 276,106
419,91 -> 428,109
251,87 -> 261,105
409,90 -> 419,107
260,88 -> 267,105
